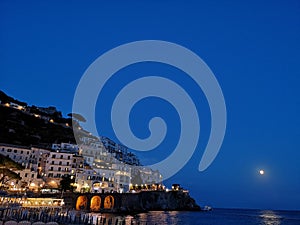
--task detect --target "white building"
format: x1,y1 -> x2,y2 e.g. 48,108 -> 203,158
80,141 -> 132,192
100,136 -> 140,166
74,168 -> 115,193
0,144 -> 48,171
0,140 -> 163,194
0,143 -> 84,190
80,140 -> 162,192
135,166 -> 163,185
43,151 -> 84,188
0,144 -> 47,191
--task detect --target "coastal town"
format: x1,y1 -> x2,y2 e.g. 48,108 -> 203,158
0,139 -> 163,195
0,92 -> 164,195
0,91 -> 200,220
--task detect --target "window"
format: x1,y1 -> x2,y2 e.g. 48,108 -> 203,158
25,173 -> 28,177
51,161 -> 54,165
52,154 -> 56,158
14,150 -> 17,153
60,155 -> 63,159
31,174 -> 34,178
21,151 -> 23,154
68,156 -> 70,160
58,167 -> 61,171
59,161 -> 62,165
50,167 -> 53,171
67,162 -> 69,166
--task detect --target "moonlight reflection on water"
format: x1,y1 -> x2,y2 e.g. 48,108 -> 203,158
260,210 -> 282,225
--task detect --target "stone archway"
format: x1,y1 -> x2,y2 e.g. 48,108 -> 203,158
104,195 -> 114,209
76,195 -> 88,210
90,196 -> 101,211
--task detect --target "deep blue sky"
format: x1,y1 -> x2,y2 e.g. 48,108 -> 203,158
1,0 -> 299,210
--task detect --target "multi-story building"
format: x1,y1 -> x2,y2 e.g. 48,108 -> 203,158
74,167 -> 115,193
45,151 -> 73,178
0,144 -> 48,192
72,154 -> 85,173
80,141 -> 132,192
18,168 -> 44,192
80,140 -> 162,192
43,151 -> 84,188
0,139 -> 163,194
100,136 -> 140,166
74,168 -> 95,193
134,166 -> 163,185
0,143 -> 84,191
111,163 -> 131,192
0,144 -> 48,170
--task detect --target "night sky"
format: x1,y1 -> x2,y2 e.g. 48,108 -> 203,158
1,0 -> 299,210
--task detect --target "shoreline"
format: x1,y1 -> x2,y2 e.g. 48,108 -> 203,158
0,206 -> 204,225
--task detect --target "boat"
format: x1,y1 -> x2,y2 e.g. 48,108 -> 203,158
203,205 -> 213,211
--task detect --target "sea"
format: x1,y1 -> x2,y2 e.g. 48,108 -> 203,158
88,209 -> 300,225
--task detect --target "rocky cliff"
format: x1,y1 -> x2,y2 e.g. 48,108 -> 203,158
137,191 -> 200,211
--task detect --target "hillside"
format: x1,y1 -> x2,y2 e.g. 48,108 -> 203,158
0,90 -> 77,148
0,90 -> 139,166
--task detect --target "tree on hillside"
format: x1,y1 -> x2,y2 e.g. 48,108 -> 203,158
0,155 -> 24,188
59,175 -> 75,192
67,113 -> 86,123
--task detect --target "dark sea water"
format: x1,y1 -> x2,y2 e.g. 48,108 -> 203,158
89,209 -> 300,225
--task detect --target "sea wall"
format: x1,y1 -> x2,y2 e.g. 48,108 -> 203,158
64,191 -> 200,213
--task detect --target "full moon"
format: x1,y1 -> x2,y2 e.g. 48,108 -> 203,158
259,170 -> 265,175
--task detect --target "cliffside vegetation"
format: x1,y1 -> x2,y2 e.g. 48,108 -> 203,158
0,154 -> 24,188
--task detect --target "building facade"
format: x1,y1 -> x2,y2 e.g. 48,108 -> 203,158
0,139 -> 163,194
